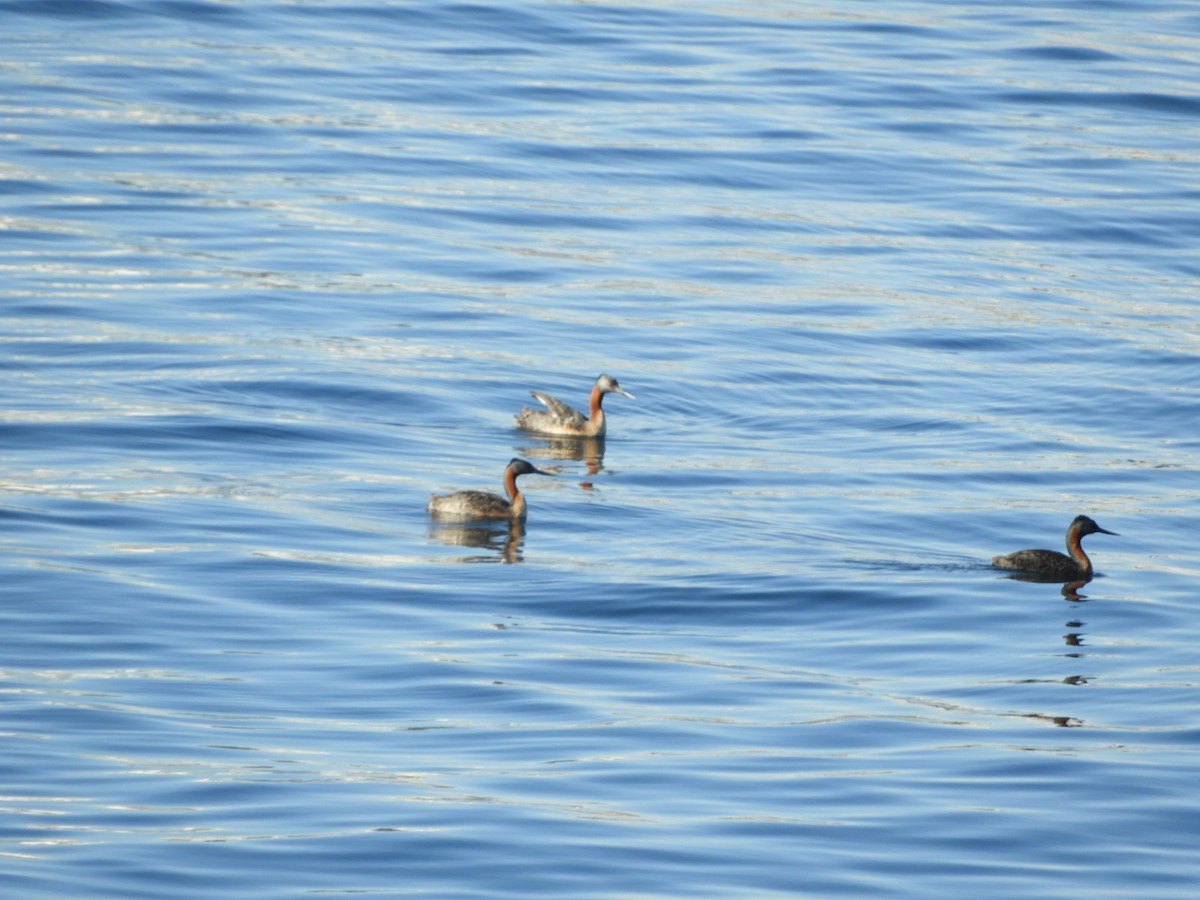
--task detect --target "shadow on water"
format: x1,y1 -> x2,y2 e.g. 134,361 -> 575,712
428,519 -> 528,564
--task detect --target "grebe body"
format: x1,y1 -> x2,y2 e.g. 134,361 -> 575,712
992,515 -> 1118,579
428,458 -> 549,521
515,373 -> 634,437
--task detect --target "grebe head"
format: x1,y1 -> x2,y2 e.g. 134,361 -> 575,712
1071,515 -> 1118,538
507,458 -> 549,478
596,373 -> 635,400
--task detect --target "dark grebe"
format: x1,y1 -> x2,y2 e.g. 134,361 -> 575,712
992,515 -> 1118,579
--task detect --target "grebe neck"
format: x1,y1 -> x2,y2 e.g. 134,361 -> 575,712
503,465 -> 520,501
503,467 -> 527,517
588,383 -> 605,423
1065,528 -> 1093,575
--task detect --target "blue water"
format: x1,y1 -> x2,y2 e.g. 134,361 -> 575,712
3,1 -> 1199,897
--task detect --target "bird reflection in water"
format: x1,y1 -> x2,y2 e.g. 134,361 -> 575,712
1002,570 -> 1093,601
428,518 -> 529,564
515,435 -> 607,488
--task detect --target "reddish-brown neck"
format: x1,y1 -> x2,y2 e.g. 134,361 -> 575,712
504,467 -> 527,517
588,384 -> 604,421
1066,529 -> 1092,574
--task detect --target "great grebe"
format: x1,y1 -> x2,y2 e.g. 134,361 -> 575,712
515,373 -> 634,437
992,515 -> 1118,579
428,458 -> 550,521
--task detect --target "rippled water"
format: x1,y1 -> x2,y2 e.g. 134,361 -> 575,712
3,1 -> 1199,897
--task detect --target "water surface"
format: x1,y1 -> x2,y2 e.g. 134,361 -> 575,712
2,1 -> 1199,897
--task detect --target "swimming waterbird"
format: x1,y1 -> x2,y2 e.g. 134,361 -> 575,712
428,458 -> 550,521
515,373 -> 634,437
992,515 -> 1118,580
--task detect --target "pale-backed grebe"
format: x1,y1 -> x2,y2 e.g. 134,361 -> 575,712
515,373 -> 634,437
428,458 -> 550,521
992,515 -> 1118,579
